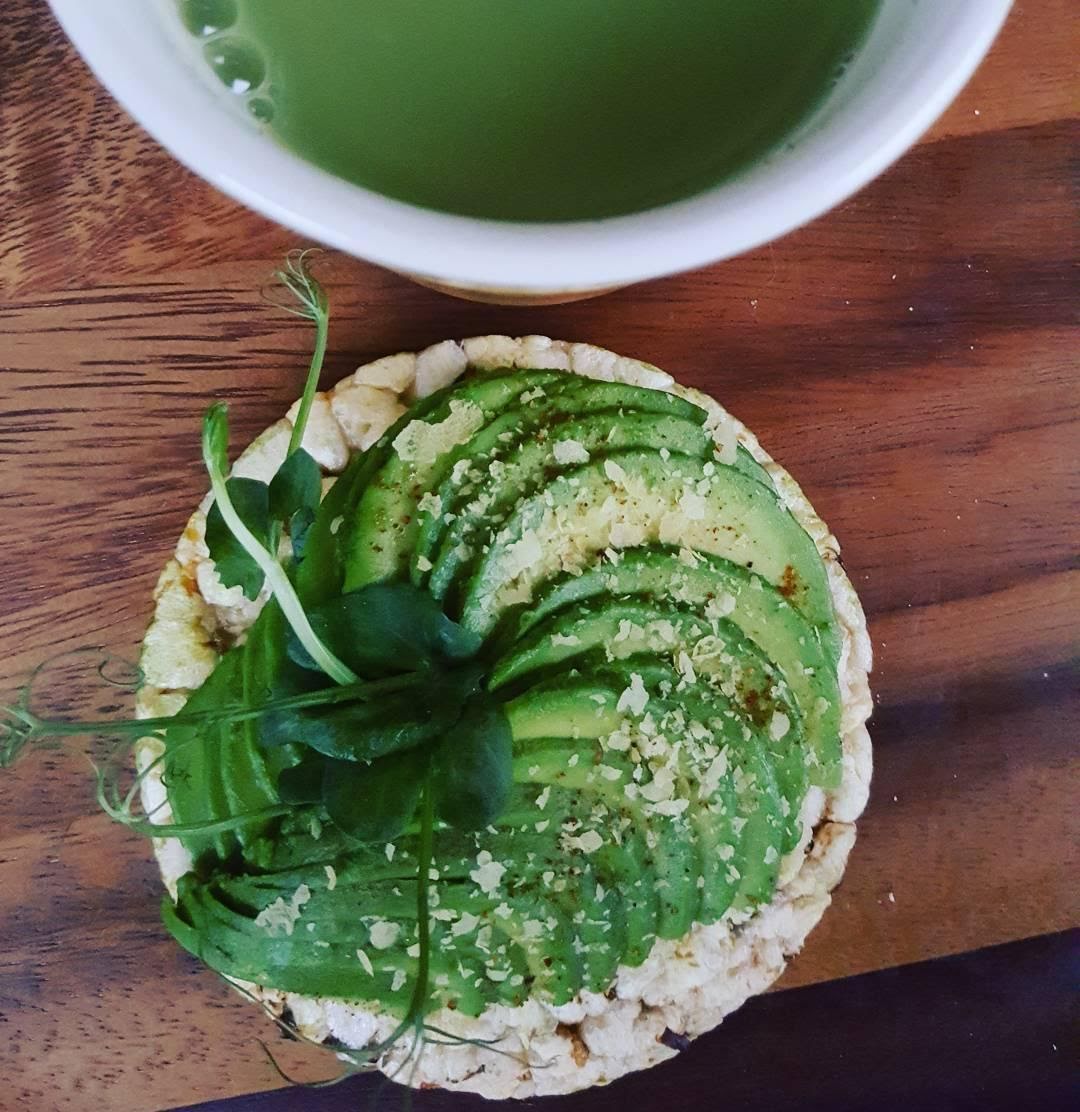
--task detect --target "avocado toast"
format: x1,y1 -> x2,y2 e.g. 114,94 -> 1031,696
136,334 -> 873,1098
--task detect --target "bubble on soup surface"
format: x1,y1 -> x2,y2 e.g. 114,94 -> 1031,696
180,0 -> 238,37
248,96 -> 275,124
203,37 -> 266,95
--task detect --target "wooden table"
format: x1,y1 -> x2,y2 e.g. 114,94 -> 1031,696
1,2 -> 1076,1109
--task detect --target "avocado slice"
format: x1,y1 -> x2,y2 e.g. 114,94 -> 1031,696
410,375 -> 715,583
424,410 -> 713,605
343,371 -> 565,589
456,451 -> 838,662
164,602 -> 300,867
492,598 -> 799,730
504,676 -> 784,924
297,376 -> 470,606
518,545 -> 841,786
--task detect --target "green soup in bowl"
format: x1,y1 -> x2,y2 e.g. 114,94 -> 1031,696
51,0 -> 1012,294
180,0 -> 881,222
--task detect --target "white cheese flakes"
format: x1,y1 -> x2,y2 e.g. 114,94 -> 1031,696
705,592 -> 737,620
470,852 -> 507,895
253,884 -> 311,938
504,529 -> 544,580
678,489 -> 707,521
553,439 -> 591,466
676,651 -> 697,686
392,399 -> 484,468
565,830 -> 603,855
616,673 -> 649,717
609,521 -> 648,549
640,768 -> 676,804
369,920 -> 402,950
451,911 -> 481,938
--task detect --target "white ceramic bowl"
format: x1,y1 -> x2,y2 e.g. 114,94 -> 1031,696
50,0 -> 1011,298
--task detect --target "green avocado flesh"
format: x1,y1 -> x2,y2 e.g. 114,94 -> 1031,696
161,368 -> 843,1015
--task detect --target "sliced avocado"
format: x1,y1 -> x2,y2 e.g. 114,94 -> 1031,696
489,778 -> 659,970
492,599 -> 800,737
162,650 -> 243,866
510,735 -> 699,941
343,372 -> 564,590
570,862 -> 628,992
575,659 -> 805,857
518,545 -> 841,787
424,410 -> 712,605
411,375 -> 712,583
505,681 -> 625,740
504,664 -> 798,889
593,815 -> 659,964
167,368 -> 845,1008
164,602 -> 298,867
297,378 -> 465,606
456,451 -> 838,662
219,604 -> 296,851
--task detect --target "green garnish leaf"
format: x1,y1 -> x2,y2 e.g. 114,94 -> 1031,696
287,584 -> 482,677
269,448 -> 321,522
322,747 -> 427,844
202,398 -> 231,470
201,405 -> 357,686
262,689 -> 444,764
432,698 -> 513,832
288,506 -> 316,563
276,752 -> 326,805
205,477 -> 272,599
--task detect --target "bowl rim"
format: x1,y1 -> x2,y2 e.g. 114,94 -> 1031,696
48,0 -> 1012,293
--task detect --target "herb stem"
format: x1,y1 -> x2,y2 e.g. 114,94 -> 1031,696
6,673 -> 426,743
202,407 -> 356,686
406,777 -> 435,1023
287,306 -> 329,458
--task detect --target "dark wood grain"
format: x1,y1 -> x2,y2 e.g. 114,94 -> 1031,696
1,1 -> 1077,1109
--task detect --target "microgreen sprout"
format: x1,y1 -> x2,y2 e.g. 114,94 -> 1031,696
265,249 -> 330,459
202,404 -> 356,685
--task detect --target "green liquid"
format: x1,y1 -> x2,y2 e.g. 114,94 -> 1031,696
182,0 -> 880,222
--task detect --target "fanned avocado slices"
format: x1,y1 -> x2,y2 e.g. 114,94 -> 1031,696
344,372 -> 565,589
455,449 -> 837,650
515,545 -> 842,786
161,367 -> 843,1017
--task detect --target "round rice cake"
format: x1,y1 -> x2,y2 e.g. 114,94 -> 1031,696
136,336 -> 873,1099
